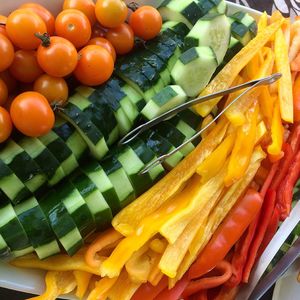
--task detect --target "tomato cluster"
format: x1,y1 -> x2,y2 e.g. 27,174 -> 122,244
0,0 -> 162,142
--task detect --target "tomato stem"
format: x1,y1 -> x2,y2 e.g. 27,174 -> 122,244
35,32 -> 51,47
127,2 -> 139,12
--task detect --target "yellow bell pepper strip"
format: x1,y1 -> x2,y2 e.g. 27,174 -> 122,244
255,120 -> 267,145
259,87 -> 274,127
200,114 -> 215,139
267,98 -> 284,161
85,228 -> 123,268
73,271 -> 92,299
194,20 -> 284,117
112,117 -> 229,236
159,168 -> 226,245
275,28 -> 294,123
28,271 -> 76,300
225,103 -> 259,186
104,270 -> 141,300
197,133 -> 235,182
148,251 -> 165,286
150,238 -> 167,254
87,277 -> 118,300
258,12 -> 268,32
11,253 -> 103,276
170,147 -> 266,287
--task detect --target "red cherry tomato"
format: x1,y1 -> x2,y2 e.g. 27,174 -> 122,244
9,50 -> 43,83
0,33 -> 14,72
63,0 -> 96,26
0,70 -> 17,94
0,107 -> 12,143
20,3 -> 55,35
95,0 -> 128,28
106,23 -> 134,55
129,6 -> 162,40
55,9 -> 92,49
10,91 -> 55,137
0,79 -> 8,105
91,23 -> 107,38
87,37 -> 116,61
74,45 -> 114,86
6,9 -> 47,50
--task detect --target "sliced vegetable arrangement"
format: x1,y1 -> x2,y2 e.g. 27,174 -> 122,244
0,0 -> 300,299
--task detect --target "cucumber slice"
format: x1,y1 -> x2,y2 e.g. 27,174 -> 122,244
171,46 -> 218,97
230,20 -> 252,46
15,197 -> 60,259
121,84 -> 147,112
230,11 -> 257,36
223,36 -> 243,64
0,233 -> 12,261
141,85 -> 187,120
209,0 -> 227,14
162,21 -> 190,37
184,14 -> 231,64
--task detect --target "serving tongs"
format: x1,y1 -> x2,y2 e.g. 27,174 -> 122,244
119,73 -> 282,174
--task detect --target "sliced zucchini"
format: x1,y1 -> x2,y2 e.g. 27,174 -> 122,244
141,85 -> 187,120
171,46 -> 218,97
15,197 -> 60,259
184,14 -> 231,64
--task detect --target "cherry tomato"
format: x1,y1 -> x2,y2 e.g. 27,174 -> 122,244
91,22 -> 106,38
10,91 -> 55,137
34,74 -> 69,106
6,9 -> 47,50
129,6 -> 162,40
0,107 -> 12,143
37,36 -> 78,77
0,79 -> 8,105
0,33 -> 14,72
106,23 -> 134,55
20,3 -> 55,35
0,70 -> 17,94
87,37 -> 116,61
9,50 -> 43,83
55,9 -> 91,49
74,45 -> 114,86
63,0 -> 96,26
95,0 -> 128,28
0,15 -> 8,38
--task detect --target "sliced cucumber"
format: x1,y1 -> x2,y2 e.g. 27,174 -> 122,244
0,233 -> 12,261
162,21 -> 190,37
230,11 -> 257,36
209,0 -> 227,14
121,84 -> 147,112
141,85 -> 187,120
171,46 -> 218,97
184,14 -> 231,64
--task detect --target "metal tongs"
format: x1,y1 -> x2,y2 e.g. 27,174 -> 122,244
119,73 -> 282,174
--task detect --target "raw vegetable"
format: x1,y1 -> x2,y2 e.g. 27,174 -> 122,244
0,33 -> 14,72
87,37 -> 116,61
0,78 -> 8,105
0,107 -> 12,143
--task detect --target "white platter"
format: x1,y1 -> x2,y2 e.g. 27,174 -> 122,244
0,1 -> 290,299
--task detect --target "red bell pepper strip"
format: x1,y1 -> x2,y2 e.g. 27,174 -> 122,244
131,277 -> 168,300
182,261 -> 232,298
276,150 -> 300,220
260,162 -> 279,199
242,189 -> 276,283
293,74 -> 300,122
188,189 -> 263,279
257,208 -> 280,257
288,123 -> 300,153
225,214 -> 260,288
192,290 -> 208,300
154,275 -> 189,300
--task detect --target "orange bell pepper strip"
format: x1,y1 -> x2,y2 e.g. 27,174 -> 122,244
225,103 -> 259,186
28,271 -> 76,300
86,277 -> 118,300
267,99 -> 284,161
194,20 -> 284,117
85,228 -> 123,268
275,28 -> 294,123
188,190 -> 263,279
196,133 -> 235,182
73,271 -> 92,299
11,252 -> 102,275
112,117 -> 229,236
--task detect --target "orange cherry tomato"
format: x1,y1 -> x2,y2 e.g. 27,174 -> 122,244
55,9 -> 91,49
87,37 -> 116,61
74,45 -> 114,86
63,0 -> 96,26
106,23 -> 134,55
95,0 -> 128,28
9,50 -> 43,83
0,70 -> 17,94
6,9 -> 47,50
20,3 -> 55,35
0,107 -> 12,143
129,6 -> 162,40
91,22 -> 107,38
0,15 -> 8,38
10,91 -> 55,137
0,79 -> 8,105
34,74 -> 69,106
37,36 -> 78,77
0,33 -> 14,72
